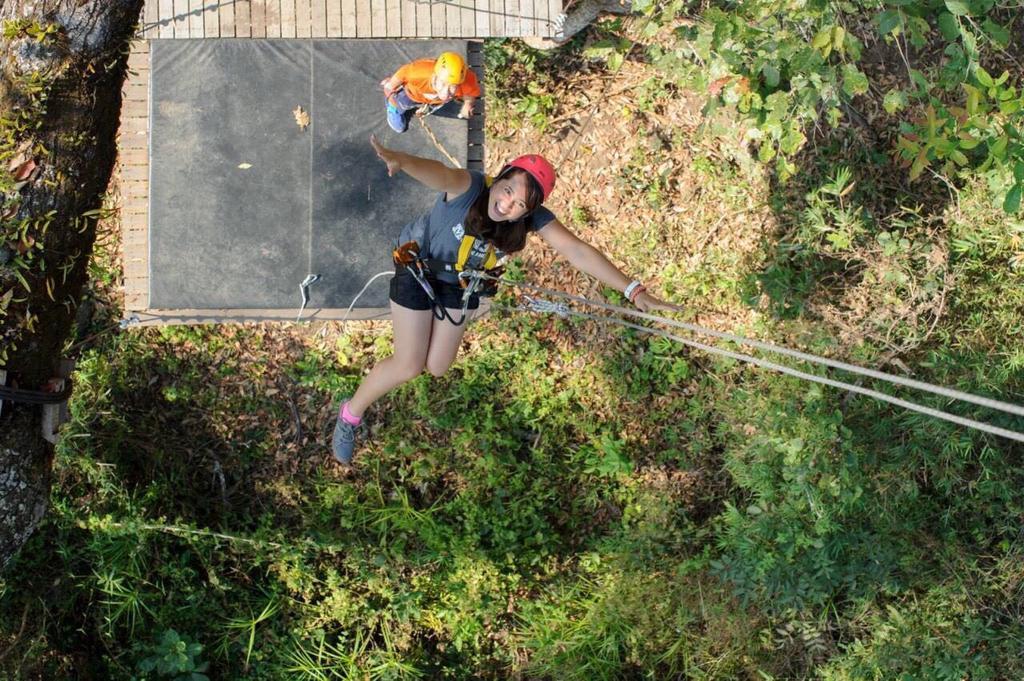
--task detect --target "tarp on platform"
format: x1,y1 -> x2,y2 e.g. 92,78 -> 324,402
148,39 -> 471,312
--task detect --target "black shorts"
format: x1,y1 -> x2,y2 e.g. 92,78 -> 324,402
389,267 -> 480,311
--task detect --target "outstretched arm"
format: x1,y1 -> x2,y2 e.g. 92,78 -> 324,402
537,218 -> 682,313
370,134 -> 471,197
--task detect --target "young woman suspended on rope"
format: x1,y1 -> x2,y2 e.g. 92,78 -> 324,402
331,134 -> 681,464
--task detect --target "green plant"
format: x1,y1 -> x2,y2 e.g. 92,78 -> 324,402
135,629 -> 209,680
219,597 -> 280,670
636,1 -> 1024,211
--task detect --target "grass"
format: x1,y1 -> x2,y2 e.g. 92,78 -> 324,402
2,28 -> 1024,680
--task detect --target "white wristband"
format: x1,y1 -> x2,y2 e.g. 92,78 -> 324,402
624,280 -> 643,300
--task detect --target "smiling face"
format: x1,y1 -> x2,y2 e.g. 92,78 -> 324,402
430,72 -> 458,100
487,171 -> 532,222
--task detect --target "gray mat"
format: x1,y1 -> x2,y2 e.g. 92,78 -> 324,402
149,39 -> 470,310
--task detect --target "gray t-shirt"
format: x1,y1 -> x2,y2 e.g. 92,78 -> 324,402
397,171 -> 556,283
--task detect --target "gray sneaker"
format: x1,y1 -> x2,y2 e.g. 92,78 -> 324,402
332,401 -> 359,465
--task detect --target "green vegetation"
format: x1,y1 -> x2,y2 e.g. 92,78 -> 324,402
3,4 -> 1024,678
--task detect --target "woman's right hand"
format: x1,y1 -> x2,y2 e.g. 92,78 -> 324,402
370,134 -> 402,177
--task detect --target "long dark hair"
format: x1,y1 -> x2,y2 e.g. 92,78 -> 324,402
463,168 -> 544,254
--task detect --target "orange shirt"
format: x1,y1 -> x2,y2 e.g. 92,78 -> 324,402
392,59 -> 481,104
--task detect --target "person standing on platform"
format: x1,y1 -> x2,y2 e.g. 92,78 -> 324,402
380,51 -> 480,133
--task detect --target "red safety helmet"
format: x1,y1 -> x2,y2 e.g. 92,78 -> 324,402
502,154 -> 556,202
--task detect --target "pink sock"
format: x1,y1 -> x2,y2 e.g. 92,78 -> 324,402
340,401 -> 362,426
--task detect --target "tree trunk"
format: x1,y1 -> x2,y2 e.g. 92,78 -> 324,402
522,0 -> 633,49
0,0 -> 143,569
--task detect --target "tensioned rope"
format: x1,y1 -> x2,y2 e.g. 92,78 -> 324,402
485,276 -> 1024,419
337,268 -> 1024,443
491,295 -> 1024,444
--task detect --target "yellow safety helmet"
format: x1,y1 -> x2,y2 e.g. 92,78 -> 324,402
434,51 -> 468,85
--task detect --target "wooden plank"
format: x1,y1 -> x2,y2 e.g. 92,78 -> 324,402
120,182 -> 150,199
488,0 -> 503,37
385,0 -> 400,37
264,0 -> 281,36
341,0 -> 356,36
250,0 -> 266,37
545,0 -> 558,37
295,0 -> 311,37
143,1 -> 159,39
326,0 -> 342,36
202,0 -> 220,36
120,118 -> 150,135
119,134 -> 149,152
370,0 -> 386,35
119,165 -> 150,182
503,0 -> 518,36
123,281 -> 149,294
120,194 -> 150,209
355,0 -> 371,36
122,98 -> 149,116
157,0 -> 174,38
121,223 -> 149,238
399,0 -> 415,36
445,0 -> 459,37
235,0 -> 252,36
122,233 -> 150,248
415,0 -> 430,36
118,139 -> 149,153
519,0 -> 533,37
460,0 -> 475,37
172,0 -> 188,37
119,147 -> 149,162
219,0 -> 236,36
127,49 -> 150,70
123,218 -> 149,231
532,0 -> 546,36
431,0 -> 445,37
311,0 -> 327,36
119,177 -> 149,192
120,205 -> 149,220
120,201 -> 149,216
119,173 -> 148,189
281,0 -> 296,37
120,200 -> 149,215
188,0 -> 204,37
120,221 -> 148,236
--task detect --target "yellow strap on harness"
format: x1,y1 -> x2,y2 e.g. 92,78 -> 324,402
453,174 -> 498,272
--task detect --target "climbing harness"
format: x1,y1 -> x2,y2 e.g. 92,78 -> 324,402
392,240 -> 502,326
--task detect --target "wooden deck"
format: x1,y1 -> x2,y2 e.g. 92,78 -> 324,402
139,0 -> 563,40
117,27 -> 494,322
